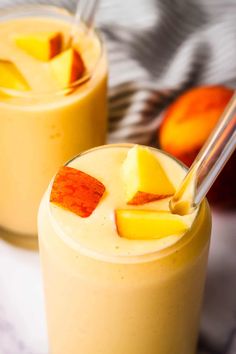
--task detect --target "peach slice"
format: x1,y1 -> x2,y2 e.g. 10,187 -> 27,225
15,32 -> 62,61
122,145 -> 175,205
115,209 -> 188,239
50,48 -> 85,88
0,60 -> 30,91
50,166 -> 105,217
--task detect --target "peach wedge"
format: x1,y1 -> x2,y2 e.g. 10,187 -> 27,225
115,209 -> 188,240
15,32 -> 62,61
50,48 -> 85,89
0,60 -> 29,92
122,145 -> 175,205
50,166 -> 105,218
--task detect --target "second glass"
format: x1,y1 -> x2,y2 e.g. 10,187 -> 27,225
0,5 -> 107,240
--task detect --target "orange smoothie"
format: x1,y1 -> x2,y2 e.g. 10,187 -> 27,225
38,144 -> 211,354
0,6 -> 107,238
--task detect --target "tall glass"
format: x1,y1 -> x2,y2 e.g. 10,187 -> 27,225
38,144 -> 211,354
0,5 -> 107,244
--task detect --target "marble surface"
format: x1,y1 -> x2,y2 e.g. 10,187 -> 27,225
0,240 -> 47,354
0,210 -> 235,354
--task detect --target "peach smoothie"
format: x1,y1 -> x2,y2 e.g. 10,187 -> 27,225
0,6 -> 107,238
38,144 -> 211,354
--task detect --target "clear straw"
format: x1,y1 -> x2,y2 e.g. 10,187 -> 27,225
170,91 -> 236,215
66,0 -> 100,48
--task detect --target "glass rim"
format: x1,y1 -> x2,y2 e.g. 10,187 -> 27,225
46,144 -> 209,265
0,4 -> 104,99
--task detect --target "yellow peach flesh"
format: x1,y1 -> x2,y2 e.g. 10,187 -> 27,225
15,32 -> 62,61
0,60 -> 30,91
122,145 -> 175,204
115,209 -> 188,240
50,48 -> 85,89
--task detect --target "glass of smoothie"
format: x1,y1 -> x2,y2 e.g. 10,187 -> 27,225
0,5 -> 107,244
38,144 -> 211,354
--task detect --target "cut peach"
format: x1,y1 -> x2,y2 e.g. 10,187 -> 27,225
122,145 -> 175,205
15,32 -> 62,61
50,166 -> 105,217
50,48 -> 85,88
0,60 -> 30,91
115,209 -> 188,239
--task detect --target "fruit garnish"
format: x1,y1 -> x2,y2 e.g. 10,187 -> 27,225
0,60 -> 30,91
50,166 -> 105,217
122,145 -> 175,205
115,209 -> 188,239
50,48 -> 85,89
15,32 -> 62,61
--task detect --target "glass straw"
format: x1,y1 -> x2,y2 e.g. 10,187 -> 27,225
67,0 -> 100,48
170,90 -> 236,215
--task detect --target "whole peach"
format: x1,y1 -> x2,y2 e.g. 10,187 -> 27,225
159,85 -> 236,209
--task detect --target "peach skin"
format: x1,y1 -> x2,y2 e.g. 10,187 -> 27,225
50,166 -> 105,218
159,85 -> 236,208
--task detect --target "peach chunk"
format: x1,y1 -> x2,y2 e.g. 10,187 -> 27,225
0,60 -> 29,91
15,32 -> 62,61
122,145 -> 175,205
159,85 -> 236,208
50,48 -> 85,88
115,209 -> 188,239
50,166 -> 105,217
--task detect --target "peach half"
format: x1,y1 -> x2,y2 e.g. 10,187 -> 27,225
159,85 -> 236,208
159,86 -> 234,166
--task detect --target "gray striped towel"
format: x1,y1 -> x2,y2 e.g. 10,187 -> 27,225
1,1 -> 236,354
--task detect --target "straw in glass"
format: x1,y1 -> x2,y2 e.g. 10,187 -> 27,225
66,0 -> 100,48
170,91 -> 236,215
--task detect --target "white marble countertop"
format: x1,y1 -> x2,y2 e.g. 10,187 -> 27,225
0,240 -> 48,354
0,210 -> 235,354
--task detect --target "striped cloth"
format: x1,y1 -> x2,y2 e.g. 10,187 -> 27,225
1,1 -> 236,354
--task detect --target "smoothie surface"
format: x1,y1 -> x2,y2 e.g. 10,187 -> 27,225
49,146 -> 198,259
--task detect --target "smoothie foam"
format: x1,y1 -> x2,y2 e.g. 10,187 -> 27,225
49,144 -> 198,261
